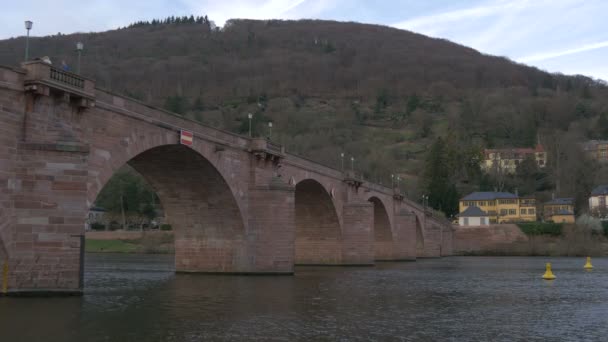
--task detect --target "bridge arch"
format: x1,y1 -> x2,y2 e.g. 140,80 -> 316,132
368,196 -> 394,261
294,179 -> 342,264
89,143 -> 247,273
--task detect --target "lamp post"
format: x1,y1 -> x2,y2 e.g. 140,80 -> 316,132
76,42 -> 84,74
350,156 -> 355,173
24,20 -> 33,61
340,153 -> 345,172
247,113 -> 253,137
396,176 -> 401,192
268,122 -> 273,139
422,195 -> 429,209
391,174 -> 395,189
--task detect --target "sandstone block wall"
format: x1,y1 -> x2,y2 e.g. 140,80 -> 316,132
452,224 -> 528,255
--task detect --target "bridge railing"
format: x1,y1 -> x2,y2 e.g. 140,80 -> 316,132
249,138 -> 285,159
21,61 -> 95,107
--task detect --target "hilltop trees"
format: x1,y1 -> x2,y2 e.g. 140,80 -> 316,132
3,18 -> 608,216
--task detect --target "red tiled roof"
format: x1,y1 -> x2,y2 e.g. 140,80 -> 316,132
484,144 -> 545,156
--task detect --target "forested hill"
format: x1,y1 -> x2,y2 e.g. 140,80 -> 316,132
1,17 -> 607,213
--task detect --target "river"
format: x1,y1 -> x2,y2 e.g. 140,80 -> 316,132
1,254 -> 607,341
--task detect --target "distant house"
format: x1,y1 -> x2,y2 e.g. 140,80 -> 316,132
581,140 -> 608,163
543,197 -> 575,222
459,191 -> 537,224
589,185 -> 608,218
458,206 -> 490,226
551,209 -> 575,223
86,206 -> 107,230
481,144 -> 547,175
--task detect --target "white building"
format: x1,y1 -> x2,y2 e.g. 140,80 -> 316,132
589,185 -> 608,218
86,206 -> 107,230
458,206 -> 490,226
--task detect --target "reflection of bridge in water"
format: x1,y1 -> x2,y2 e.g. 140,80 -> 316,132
0,61 -> 452,295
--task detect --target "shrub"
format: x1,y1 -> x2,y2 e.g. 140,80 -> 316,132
576,214 -> 603,233
160,224 -> 173,231
602,221 -> 608,237
109,221 -> 120,231
90,222 -> 105,231
517,222 -> 563,236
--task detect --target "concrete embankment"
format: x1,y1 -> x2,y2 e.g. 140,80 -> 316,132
85,230 -> 174,254
453,224 -> 608,256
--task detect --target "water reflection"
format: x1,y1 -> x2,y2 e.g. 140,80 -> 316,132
1,255 -> 607,341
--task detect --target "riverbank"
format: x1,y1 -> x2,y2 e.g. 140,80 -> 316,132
85,230 -> 174,254
453,224 -> 608,256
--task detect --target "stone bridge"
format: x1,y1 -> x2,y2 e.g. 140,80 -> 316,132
0,61 -> 452,295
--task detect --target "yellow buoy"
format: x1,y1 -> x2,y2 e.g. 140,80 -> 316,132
542,262 -> 556,280
584,256 -> 593,269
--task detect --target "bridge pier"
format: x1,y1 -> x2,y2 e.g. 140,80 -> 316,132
341,202 -> 374,265
390,210 -> 417,261
247,177 -> 295,273
4,145 -> 88,295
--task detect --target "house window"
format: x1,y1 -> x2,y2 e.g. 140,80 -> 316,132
520,209 -> 526,215
500,209 -> 508,216
529,208 -> 535,215
509,209 -> 516,215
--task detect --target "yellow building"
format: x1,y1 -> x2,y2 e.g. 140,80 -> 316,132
551,211 -> 575,223
543,197 -> 574,221
459,192 -> 537,224
519,196 -> 537,222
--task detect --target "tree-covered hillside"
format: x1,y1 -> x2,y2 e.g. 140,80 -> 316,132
2,17 -> 607,215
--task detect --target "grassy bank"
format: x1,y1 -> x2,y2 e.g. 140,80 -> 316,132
86,239 -> 140,253
457,224 -> 608,257
85,232 -> 174,254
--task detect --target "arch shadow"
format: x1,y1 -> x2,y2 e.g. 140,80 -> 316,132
89,144 -> 247,273
294,179 -> 342,265
368,197 -> 394,261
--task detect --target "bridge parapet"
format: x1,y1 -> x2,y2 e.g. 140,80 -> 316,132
22,61 -> 95,108
249,138 -> 285,163
343,170 -> 364,189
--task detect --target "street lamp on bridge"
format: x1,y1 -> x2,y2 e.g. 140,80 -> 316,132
247,113 -> 253,137
24,20 -> 33,61
76,42 -> 84,74
340,153 -> 344,172
268,122 -> 273,139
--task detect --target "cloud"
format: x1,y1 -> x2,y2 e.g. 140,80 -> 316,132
184,0 -> 326,27
517,40 -> 608,63
392,0 -> 535,33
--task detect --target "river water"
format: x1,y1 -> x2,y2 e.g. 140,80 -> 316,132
1,254 -> 607,341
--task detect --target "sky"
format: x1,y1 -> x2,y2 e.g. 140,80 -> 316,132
1,0 -> 607,81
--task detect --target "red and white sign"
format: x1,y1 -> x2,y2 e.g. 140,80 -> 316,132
180,130 -> 193,146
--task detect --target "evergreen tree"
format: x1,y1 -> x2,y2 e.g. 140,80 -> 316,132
423,137 -> 459,217
599,112 -> 608,139
163,95 -> 189,115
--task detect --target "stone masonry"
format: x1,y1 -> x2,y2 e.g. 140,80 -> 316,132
0,61 -> 452,295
